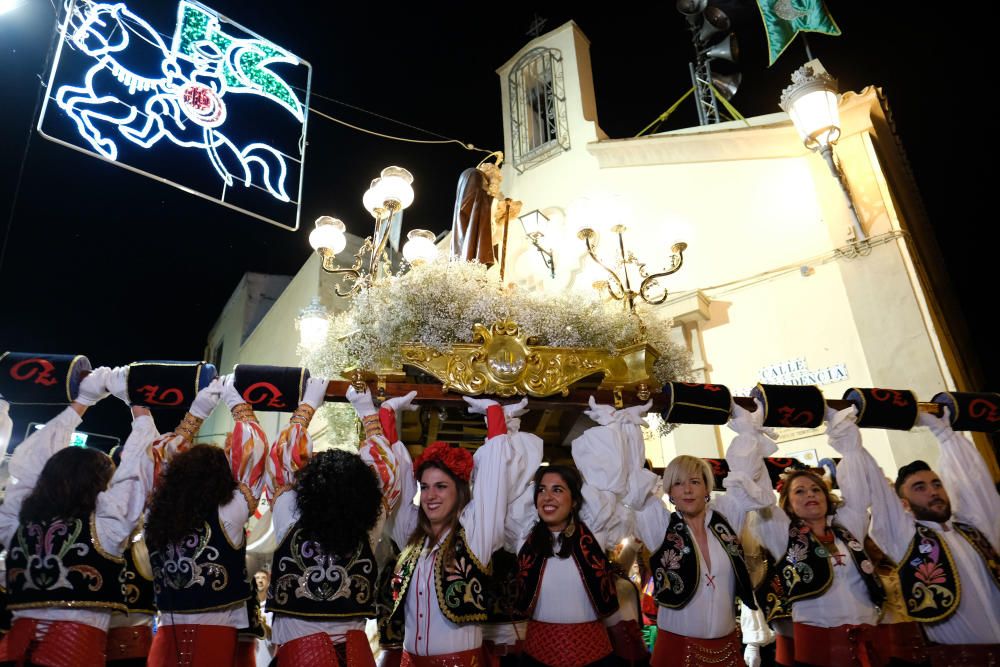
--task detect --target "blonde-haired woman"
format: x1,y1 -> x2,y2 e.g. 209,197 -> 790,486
632,453 -> 760,666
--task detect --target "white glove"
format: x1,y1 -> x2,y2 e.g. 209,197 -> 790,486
107,366 -> 130,405
382,390 -> 419,413
728,399 -> 778,455
190,378 -> 223,419
502,397 -> 529,433
744,644 -> 761,667
824,405 -> 861,453
346,385 -> 377,418
918,405 -> 953,438
584,395 -> 617,425
75,367 -> 112,406
618,400 -> 653,425
221,374 -> 246,410
462,395 -> 499,415
301,377 -> 329,410
503,397 -> 529,419
728,399 -> 766,434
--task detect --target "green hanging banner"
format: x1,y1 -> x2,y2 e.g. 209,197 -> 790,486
756,0 -> 841,66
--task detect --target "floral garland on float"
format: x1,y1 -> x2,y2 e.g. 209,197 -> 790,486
300,257 -> 693,449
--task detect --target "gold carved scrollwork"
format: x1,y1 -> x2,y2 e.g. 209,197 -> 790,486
400,320 -> 659,398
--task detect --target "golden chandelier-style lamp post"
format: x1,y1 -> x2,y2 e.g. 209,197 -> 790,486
308,166 -> 436,297
577,221 -> 687,312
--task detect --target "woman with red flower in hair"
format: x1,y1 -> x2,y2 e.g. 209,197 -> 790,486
378,395 -> 541,667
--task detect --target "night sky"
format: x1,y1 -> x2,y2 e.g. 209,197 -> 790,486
0,1 -> 994,447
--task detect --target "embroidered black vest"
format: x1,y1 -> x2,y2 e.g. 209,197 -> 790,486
514,520 -> 619,620
375,542 -> 404,649
483,548 -> 519,624
650,511 -> 757,611
384,527 -> 491,635
149,512 -> 250,613
755,553 -> 790,622
119,541 -> 156,615
6,513 -> 126,613
0,582 -> 10,633
781,521 -> 885,610
897,521 -> 1000,623
238,585 -> 267,639
267,524 -> 377,620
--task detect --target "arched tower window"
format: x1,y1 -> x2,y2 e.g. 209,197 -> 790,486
508,47 -> 570,172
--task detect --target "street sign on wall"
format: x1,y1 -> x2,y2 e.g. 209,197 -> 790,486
38,0 -> 312,230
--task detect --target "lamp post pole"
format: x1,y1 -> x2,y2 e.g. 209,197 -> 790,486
818,145 -> 866,242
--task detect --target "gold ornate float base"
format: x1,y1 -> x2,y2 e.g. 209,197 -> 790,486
399,320 -> 658,398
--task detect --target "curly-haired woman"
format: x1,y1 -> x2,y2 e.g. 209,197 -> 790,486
379,395 -> 539,667
0,367 -> 159,666
144,377 -> 269,667
263,380 -> 413,666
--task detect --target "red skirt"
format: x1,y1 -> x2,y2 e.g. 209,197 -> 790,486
0,618 -> 107,667
924,642 -> 1000,667
774,633 -> 795,667
147,624 -> 238,667
792,622 -> 885,667
276,630 -> 375,667
106,625 -> 153,661
524,620 -> 612,667
400,647 -> 487,667
650,628 -> 744,667
875,621 -> 928,664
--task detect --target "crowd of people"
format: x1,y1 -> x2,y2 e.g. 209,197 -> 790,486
0,369 -> 996,666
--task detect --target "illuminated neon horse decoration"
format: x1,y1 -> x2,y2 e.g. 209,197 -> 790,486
54,1 -> 303,202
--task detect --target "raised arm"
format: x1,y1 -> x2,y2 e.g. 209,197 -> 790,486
823,406 -> 871,540
218,377 -> 270,542
92,367 -> 162,556
723,402 -> 789,559
925,408 -> 1000,550
0,396 -> 11,461
0,367 -> 111,548
221,378 -> 268,502
821,405 -> 915,563
145,378 -> 223,483
578,397 -> 668,550
354,387 -> 418,546
571,398 -> 658,549
461,396 -> 542,562
268,377 -> 329,543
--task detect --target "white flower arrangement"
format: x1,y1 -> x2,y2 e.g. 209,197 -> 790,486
301,257 -> 692,442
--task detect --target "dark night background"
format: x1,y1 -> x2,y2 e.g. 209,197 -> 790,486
1,1 -> 995,447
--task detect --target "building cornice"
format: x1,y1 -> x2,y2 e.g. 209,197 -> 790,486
586,87 -> 886,168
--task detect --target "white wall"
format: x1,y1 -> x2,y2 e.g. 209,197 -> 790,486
496,25 -> 953,474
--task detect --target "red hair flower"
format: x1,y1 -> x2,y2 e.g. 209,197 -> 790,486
413,441 -> 473,482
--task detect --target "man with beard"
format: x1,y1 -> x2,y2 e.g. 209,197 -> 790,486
837,408 -> 999,666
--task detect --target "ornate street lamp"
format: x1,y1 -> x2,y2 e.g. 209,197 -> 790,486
780,59 -> 866,242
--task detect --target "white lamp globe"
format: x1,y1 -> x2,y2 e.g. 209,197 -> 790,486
377,166 -> 415,210
402,229 -> 437,266
309,216 -> 347,255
